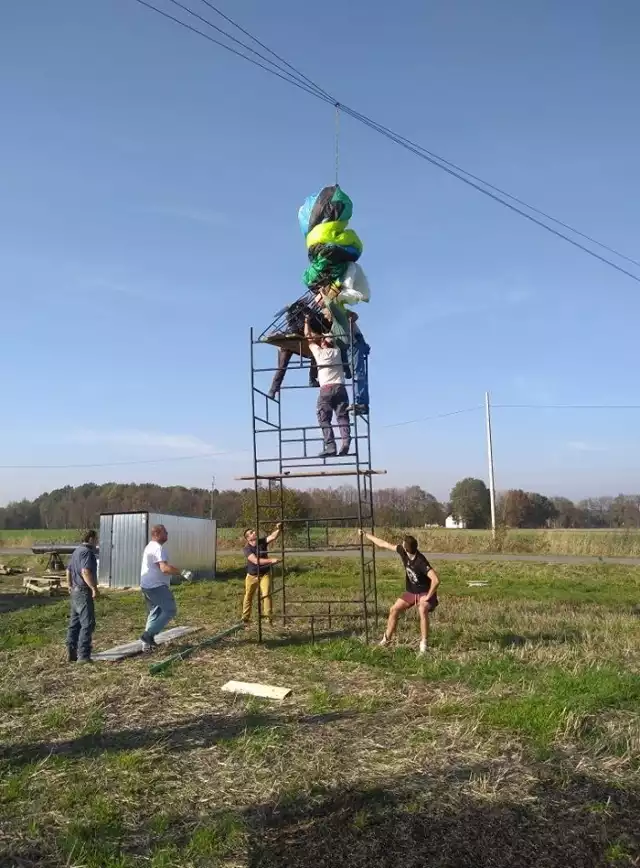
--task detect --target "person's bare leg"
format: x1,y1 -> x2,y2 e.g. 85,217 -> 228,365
418,600 -> 430,653
381,599 -> 410,644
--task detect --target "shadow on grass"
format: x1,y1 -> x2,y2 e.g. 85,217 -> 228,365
2,764 -> 637,867
0,592 -> 65,616
0,708 -> 360,768
478,628 -> 584,648
245,769 -> 639,868
261,627 -> 360,649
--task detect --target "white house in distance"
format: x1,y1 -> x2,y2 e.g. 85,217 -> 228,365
445,514 -> 467,529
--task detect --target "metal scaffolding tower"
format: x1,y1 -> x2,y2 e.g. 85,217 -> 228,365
237,292 -> 385,643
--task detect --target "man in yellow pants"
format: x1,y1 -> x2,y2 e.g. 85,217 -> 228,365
241,523 -> 282,625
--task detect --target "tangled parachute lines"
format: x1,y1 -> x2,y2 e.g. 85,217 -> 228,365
298,185 -> 370,304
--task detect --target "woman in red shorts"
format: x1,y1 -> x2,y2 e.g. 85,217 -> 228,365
360,530 -> 440,655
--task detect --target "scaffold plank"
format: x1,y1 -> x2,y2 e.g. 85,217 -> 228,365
235,469 -> 386,481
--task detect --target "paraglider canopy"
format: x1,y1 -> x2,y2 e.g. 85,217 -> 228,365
298,185 -> 354,237
257,183 -> 369,355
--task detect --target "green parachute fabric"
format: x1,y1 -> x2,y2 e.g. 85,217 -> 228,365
303,258 -> 349,291
299,185 -> 363,291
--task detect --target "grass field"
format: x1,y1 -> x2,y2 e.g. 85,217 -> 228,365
0,556 -> 638,867
4,526 -> 640,558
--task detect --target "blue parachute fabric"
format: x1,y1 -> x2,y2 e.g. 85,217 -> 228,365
298,191 -> 320,238
298,185 -> 354,238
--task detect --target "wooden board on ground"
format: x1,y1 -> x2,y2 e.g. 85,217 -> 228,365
221,680 -> 292,700
93,626 -> 202,662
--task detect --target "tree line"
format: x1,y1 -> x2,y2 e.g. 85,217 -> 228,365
1,479 -> 639,532
448,478 -> 640,529
0,482 -> 444,531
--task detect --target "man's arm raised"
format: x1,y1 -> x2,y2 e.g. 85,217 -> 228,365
266,522 -> 283,544
358,529 -> 398,552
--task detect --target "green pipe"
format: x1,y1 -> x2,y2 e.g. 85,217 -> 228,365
148,621 -> 245,675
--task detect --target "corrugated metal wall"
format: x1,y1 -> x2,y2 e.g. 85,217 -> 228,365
148,513 -> 216,574
111,512 -> 148,588
99,512 -> 216,588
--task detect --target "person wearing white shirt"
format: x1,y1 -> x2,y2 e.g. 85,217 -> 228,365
139,524 -> 184,651
304,316 -> 351,458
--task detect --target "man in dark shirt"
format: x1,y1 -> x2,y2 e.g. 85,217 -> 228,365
65,529 -> 99,663
360,530 -> 440,655
242,522 -> 282,625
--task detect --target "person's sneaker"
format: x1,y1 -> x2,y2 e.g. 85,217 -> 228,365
319,447 -> 337,458
348,404 -> 369,415
67,647 -> 78,663
140,633 -> 157,653
379,632 -> 390,647
77,657 -> 93,665
418,641 -> 428,656
338,444 -> 351,456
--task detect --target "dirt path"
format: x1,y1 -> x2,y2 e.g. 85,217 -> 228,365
3,547 -> 640,565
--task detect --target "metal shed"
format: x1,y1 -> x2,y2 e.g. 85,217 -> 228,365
98,511 -> 217,589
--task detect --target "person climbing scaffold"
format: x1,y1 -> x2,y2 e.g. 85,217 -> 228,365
242,523 -> 282,625
304,315 -> 351,457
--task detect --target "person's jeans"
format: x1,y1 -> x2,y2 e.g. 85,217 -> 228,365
350,335 -> 370,408
317,384 -> 351,453
142,585 -> 178,637
269,347 -> 319,396
66,586 -> 96,660
242,572 -> 272,621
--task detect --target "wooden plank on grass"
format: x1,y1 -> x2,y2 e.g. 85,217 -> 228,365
221,680 -> 292,700
93,626 -> 202,662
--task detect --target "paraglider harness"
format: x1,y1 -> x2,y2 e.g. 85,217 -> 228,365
265,291 -> 351,397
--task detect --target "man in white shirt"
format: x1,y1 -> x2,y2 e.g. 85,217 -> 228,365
304,315 -> 351,457
139,524 -> 184,652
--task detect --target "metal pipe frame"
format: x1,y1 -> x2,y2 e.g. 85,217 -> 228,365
248,320 -> 380,644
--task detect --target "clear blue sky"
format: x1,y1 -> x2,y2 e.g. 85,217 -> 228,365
2,0 -> 639,505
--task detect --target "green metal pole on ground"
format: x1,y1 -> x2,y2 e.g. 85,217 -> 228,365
148,621 -> 245,676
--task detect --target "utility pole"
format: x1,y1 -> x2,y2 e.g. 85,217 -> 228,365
210,475 -> 216,521
485,391 -> 497,538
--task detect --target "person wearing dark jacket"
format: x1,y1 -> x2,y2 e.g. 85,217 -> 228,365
65,530 -> 99,663
267,300 -> 325,399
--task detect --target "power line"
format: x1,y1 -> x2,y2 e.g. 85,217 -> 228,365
130,0 -> 332,101
196,0 -> 334,100
0,405 -> 483,470
164,0 -> 330,98
382,406 -> 483,429
0,449 -> 247,470
2,401 -> 637,470
338,105 -> 640,284
494,403 -> 640,410
127,0 -> 640,284
193,0 -> 640,270
336,105 -> 640,270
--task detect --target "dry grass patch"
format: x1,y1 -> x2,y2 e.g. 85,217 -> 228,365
0,557 -> 638,867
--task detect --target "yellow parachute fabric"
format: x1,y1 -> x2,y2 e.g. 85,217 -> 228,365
305,221 -> 363,256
